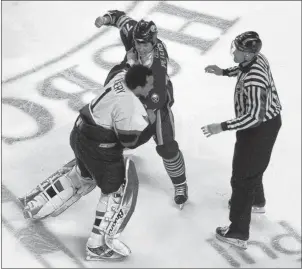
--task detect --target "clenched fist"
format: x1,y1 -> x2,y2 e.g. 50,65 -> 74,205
95,16 -> 110,28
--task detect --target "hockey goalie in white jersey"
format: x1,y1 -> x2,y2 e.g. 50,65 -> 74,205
18,64 -> 156,261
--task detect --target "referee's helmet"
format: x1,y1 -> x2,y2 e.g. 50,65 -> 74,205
233,31 -> 262,53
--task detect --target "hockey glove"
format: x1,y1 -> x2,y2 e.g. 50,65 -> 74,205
95,10 -> 126,28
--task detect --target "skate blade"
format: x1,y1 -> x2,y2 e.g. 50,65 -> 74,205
177,200 -> 188,210
179,203 -> 185,210
86,254 -> 127,262
216,234 -> 247,250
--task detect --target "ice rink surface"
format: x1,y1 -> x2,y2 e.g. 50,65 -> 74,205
1,1 -> 301,268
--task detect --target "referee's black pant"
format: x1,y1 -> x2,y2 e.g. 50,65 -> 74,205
229,114 -> 282,239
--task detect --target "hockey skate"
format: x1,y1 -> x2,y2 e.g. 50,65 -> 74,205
86,244 -> 127,261
216,226 -> 248,250
228,199 -> 266,214
174,182 -> 188,210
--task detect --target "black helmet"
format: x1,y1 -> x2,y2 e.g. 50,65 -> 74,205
234,31 -> 262,53
133,19 -> 158,44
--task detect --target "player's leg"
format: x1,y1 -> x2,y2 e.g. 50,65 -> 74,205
18,125 -> 97,219
228,173 -> 266,213
252,175 -> 266,212
86,157 -> 139,261
219,116 -> 281,248
154,105 -> 188,208
19,157 -> 96,219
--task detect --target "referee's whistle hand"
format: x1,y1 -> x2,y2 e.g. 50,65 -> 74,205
201,126 -> 212,137
204,65 -> 223,76
201,123 -> 223,137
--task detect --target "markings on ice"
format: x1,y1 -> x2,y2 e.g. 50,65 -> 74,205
2,184 -> 87,268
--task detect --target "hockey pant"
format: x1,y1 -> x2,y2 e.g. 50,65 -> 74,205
70,125 -> 125,194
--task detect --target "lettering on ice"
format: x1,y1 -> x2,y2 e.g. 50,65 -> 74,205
207,221 -> 301,268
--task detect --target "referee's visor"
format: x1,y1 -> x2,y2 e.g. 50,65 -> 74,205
230,40 -> 237,56
230,39 -> 249,56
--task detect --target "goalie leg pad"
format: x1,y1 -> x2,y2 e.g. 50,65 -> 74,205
21,161 -> 96,219
87,157 -> 139,258
50,165 -> 97,217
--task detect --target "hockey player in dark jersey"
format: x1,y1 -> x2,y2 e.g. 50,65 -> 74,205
95,10 -> 188,209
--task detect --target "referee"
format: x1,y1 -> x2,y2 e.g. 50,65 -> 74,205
202,31 -> 282,249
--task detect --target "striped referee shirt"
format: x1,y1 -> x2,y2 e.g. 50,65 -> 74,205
221,53 -> 282,131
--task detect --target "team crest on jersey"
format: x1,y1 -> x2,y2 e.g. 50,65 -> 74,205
122,27 -> 128,37
151,93 -> 159,103
150,25 -> 157,32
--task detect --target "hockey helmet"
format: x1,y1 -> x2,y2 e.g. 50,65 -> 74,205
232,31 -> 262,54
133,19 -> 158,44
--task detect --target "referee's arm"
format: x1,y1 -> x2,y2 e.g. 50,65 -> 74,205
223,66 -> 240,77
221,86 -> 267,131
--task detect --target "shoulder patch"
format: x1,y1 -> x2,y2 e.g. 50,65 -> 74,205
150,25 -> 157,33
151,93 -> 159,103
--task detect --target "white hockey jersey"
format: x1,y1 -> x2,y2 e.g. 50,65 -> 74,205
89,71 -> 149,147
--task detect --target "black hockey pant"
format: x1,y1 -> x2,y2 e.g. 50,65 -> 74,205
70,122 -> 125,195
229,114 -> 282,238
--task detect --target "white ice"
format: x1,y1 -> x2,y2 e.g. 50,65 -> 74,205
1,1 -> 301,268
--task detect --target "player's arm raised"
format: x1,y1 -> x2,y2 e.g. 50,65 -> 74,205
143,42 -> 169,110
95,10 -> 137,52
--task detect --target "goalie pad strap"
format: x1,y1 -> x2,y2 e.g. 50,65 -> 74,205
94,158 -> 138,237
21,161 -> 96,219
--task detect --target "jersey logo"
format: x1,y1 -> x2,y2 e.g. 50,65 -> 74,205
150,25 -> 157,32
122,24 -> 133,37
126,24 -> 133,32
151,93 -> 159,103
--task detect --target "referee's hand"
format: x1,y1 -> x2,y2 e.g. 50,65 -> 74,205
201,123 -> 223,137
205,65 -> 223,76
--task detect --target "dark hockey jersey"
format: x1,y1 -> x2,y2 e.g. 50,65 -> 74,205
116,17 -> 173,110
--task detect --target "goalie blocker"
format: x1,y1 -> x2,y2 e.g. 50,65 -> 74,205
18,157 -> 139,260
